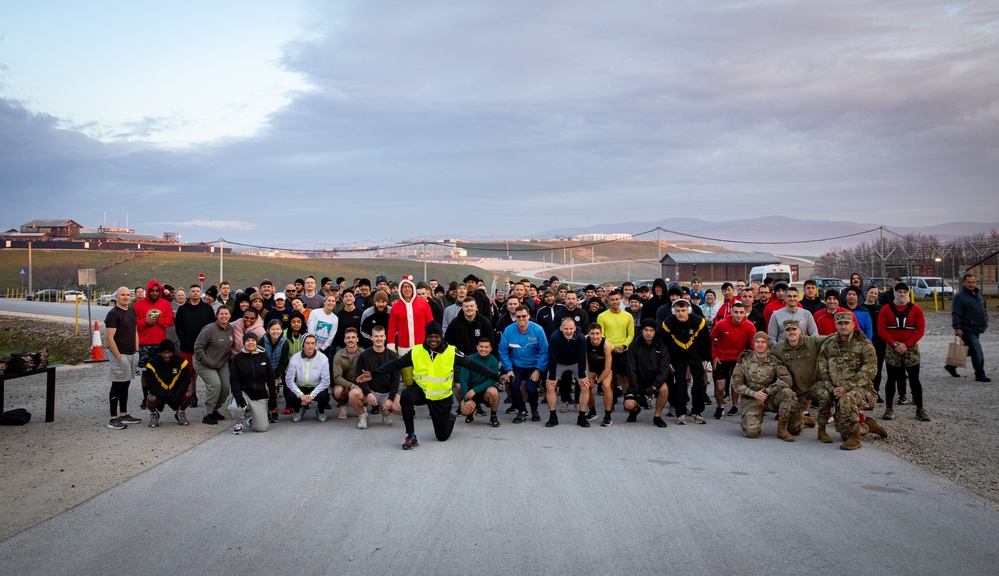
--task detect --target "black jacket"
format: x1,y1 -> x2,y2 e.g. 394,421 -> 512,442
230,350 -> 275,401
444,312 -> 495,356
627,336 -> 671,391
174,301 -> 217,354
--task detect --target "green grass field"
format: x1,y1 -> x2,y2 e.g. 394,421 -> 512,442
0,250 -> 491,297
457,239 -> 730,264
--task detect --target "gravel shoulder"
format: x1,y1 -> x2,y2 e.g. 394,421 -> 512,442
0,308 -> 996,540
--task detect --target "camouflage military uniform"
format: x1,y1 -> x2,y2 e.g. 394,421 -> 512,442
731,351 -> 797,438
809,329 -> 877,438
885,342 -> 920,368
772,333 -> 828,435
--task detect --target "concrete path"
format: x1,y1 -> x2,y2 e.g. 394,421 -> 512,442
1,409 -> 996,575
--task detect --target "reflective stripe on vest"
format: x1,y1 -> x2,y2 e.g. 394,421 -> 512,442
411,345 -> 455,400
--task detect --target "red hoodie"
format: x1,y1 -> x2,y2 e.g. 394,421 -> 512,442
813,306 -> 856,336
133,279 -> 175,346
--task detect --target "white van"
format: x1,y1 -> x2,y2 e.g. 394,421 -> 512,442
749,265 -> 792,285
901,277 -> 953,299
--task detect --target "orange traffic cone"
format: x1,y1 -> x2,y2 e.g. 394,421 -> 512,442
84,321 -> 108,363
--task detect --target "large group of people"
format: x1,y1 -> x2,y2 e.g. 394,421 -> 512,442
102,270 -> 989,451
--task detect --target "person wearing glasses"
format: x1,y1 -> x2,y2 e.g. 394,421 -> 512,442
498,305 -> 550,424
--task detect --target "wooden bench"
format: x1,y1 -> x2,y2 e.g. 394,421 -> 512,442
0,364 -> 65,422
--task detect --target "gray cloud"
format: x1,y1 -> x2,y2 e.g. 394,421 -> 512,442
1,0 -> 997,248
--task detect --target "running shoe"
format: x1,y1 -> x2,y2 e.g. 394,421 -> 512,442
107,418 -> 127,430
915,408 -> 931,422
148,412 -> 160,428
403,435 -> 419,450
293,407 -> 307,422
559,401 -> 569,413
232,422 -> 243,435
119,414 -> 141,424
175,410 -> 189,426
713,407 -> 724,420
653,416 -> 668,428
675,415 -> 686,425
317,408 -> 328,422
490,415 -> 501,427
210,411 -> 225,421
601,414 -> 612,427
358,413 -> 368,429
586,408 -> 598,421
692,414 -> 706,425
882,409 -> 895,420
337,405 -> 348,420
627,407 -> 641,422
382,412 -> 394,426
512,411 -> 529,424
201,414 -> 218,425
531,411 -> 541,422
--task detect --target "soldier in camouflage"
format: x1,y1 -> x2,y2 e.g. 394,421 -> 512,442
731,331 -> 797,441
771,319 -> 828,435
809,312 -> 888,450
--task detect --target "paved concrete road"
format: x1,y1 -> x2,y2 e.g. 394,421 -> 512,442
1,410 -> 996,575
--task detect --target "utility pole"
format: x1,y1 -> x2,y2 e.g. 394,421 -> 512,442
423,239 -> 428,282
219,239 -> 225,285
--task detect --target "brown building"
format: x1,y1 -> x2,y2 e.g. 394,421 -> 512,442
19,219 -> 83,238
660,252 -> 780,283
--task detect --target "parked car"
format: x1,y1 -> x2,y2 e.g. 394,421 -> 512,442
900,277 -> 953,299
861,277 -> 894,291
98,293 -> 117,306
750,265 -> 792,285
810,278 -> 847,295
25,289 -> 62,302
63,290 -> 88,302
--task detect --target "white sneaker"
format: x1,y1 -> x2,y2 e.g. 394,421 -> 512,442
382,411 -> 393,426
676,415 -> 686,425
232,422 -> 243,435
358,413 -> 369,429
692,414 -> 706,425
559,401 -> 568,413
338,405 -> 348,420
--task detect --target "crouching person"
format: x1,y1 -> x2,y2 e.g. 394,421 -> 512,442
143,339 -> 193,427
228,333 -> 274,434
284,334 -> 332,422
731,332 -> 797,442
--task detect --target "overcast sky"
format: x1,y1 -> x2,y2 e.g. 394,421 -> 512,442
1,0 -> 997,250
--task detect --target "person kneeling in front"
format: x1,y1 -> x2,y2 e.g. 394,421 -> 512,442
228,333 -> 274,434
356,321 -> 500,450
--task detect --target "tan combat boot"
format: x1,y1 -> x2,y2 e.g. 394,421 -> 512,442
817,424 -> 833,443
801,414 -> 816,428
840,424 -> 863,450
840,433 -> 862,450
865,418 -> 888,438
777,417 -> 794,442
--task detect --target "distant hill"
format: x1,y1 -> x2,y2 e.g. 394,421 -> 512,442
534,217 -> 998,255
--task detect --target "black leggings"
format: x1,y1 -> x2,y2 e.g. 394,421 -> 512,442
885,364 -> 922,409
109,381 -> 131,416
400,384 -> 455,440
872,340 -> 886,393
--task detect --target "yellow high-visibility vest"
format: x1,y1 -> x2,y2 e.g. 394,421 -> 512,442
411,345 -> 455,400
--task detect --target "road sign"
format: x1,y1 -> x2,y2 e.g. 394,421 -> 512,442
19,268 -> 26,276
198,273 -> 205,283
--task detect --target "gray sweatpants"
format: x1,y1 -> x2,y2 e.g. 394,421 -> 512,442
194,361 -> 230,412
228,392 -> 269,432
